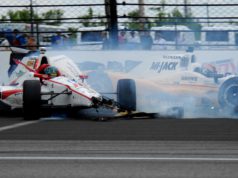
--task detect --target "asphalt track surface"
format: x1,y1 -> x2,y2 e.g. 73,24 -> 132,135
0,114 -> 238,178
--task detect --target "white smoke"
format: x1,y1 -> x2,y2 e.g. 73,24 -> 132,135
0,51 -> 11,85
46,49 -> 238,119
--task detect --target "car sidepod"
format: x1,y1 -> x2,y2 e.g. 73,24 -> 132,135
43,77 -> 101,108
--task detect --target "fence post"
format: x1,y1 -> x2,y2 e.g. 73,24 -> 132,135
105,0 -> 118,49
30,0 -> 34,35
36,22 -> 40,48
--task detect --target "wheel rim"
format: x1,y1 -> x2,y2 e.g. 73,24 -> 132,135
224,84 -> 238,107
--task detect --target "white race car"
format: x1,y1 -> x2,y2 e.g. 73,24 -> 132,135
79,52 -> 238,118
0,48 -> 136,120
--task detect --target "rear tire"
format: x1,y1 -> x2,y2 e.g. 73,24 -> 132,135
218,77 -> 238,110
117,79 -> 136,111
23,80 -> 41,120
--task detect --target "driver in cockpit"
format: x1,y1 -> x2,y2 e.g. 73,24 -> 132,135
200,63 -> 217,78
35,63 -> 61,79
192,62 -> 223,83
193,63 -> 217,78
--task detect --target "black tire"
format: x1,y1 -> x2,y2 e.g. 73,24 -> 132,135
218,77 -> 238,109
23,80 -> 41,120
117,79 -> 136,111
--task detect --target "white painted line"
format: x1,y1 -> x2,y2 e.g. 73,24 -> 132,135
0,121 -> 40,132
0,156 -> 238,161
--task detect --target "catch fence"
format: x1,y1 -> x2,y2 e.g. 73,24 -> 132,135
0,0 -> 237,50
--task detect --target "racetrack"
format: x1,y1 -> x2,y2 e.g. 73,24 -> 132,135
0,116 -> 238,140
0,115 -> 238,178
2,46 -> 238,177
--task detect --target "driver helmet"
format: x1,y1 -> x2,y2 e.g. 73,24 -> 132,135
44,66 -> 59,78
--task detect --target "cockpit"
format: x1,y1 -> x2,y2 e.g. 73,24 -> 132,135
196,63 -> 218,78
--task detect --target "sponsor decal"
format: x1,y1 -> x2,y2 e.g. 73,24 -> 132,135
163,55 -> 183,59
26,60 -> 35,67
150,61 -> 178,73
181,76 -> 198,81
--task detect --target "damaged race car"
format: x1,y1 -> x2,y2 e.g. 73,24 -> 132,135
0,48 -> 136,120
80,51 -> 238,118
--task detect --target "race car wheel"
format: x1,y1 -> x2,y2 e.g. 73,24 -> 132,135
218,77 -> 238,110
23,80 -> 41,120
117,79 -> 136,111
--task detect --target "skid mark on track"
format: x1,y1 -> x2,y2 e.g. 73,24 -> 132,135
0,121 -> 40,132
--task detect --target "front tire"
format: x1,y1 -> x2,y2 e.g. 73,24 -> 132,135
23,80 -> 41,120
117,79 -> 136,111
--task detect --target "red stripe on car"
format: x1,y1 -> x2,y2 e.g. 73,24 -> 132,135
2,89 -> 23,99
